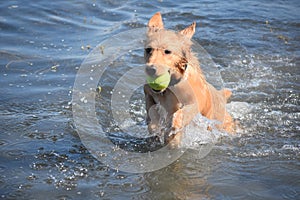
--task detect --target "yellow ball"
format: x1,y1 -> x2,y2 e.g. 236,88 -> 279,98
147,73 -> 171,91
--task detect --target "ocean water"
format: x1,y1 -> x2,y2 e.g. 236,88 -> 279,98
0,0 -> 299,199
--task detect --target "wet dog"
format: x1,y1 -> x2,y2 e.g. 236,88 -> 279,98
144,12 -> 234,146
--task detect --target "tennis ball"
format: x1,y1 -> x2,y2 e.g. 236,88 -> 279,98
147,73 -> 171,91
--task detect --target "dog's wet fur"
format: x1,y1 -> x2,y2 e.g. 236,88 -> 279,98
144,12 -> 234,147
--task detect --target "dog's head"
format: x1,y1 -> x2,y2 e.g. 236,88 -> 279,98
144,12 -> 196,91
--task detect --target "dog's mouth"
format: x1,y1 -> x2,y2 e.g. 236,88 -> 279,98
151,88 -> 166,93
146,70 -> 171,93
147,71 -> 186,94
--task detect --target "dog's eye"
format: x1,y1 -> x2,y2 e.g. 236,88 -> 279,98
164,49 -> 172,54
145,48 -> 152,54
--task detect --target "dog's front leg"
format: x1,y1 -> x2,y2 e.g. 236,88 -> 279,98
164,109 -> 184,147
147,104 -> 168,135
165,104 -> 198,146
170,104 -> 198,131
144,86 -> 166,135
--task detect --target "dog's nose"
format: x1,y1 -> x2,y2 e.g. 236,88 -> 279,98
145,65 -> 157,76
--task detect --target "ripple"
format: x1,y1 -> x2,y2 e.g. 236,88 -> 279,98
6,149 -> 27,158
55,195 -> 74,200
0,139 -> 9,146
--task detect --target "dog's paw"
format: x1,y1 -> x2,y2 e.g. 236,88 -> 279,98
148,123 -> 159,135
164,131 -> 183,149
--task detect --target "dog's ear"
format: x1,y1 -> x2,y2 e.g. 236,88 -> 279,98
148,12 -> 164,31
180,22 -> 196,39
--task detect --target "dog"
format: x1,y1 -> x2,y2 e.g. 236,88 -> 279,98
144,12 -> 234,146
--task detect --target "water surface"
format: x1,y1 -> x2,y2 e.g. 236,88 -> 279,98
1,0 -> 299,199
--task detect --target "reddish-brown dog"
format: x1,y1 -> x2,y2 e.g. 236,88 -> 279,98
144,12 -> 234,146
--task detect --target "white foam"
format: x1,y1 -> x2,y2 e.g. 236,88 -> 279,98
226,101 -> 253,119
181,114 -> 225,149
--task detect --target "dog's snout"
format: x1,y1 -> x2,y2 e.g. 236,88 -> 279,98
146,65 -> 157,76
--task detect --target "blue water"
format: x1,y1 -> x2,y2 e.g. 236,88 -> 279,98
1,0 -> 299,199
